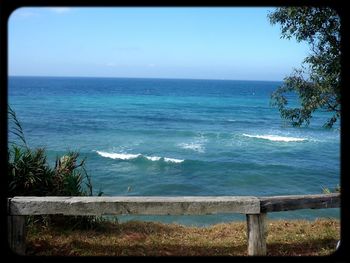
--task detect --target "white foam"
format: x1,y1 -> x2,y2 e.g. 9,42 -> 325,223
178,142 -> 205,153
96,151 -> 184,163
145,156 -> 162,161
242,134 -> 307,142
164,157 -> 184,163
96,151 -> 141,160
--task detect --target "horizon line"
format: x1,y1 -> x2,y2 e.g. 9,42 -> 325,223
8,75 -> 284,82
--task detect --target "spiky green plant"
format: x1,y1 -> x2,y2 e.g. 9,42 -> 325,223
8,106 -> 28,148
8,106 -> 94,197
322,184 -> 340,194
53,152 -> 93,196
8,146 -> 54,196
8,106 -> 103,229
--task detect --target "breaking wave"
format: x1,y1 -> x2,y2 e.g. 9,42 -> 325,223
96,151 -> 184,163
242,134 -> 307,142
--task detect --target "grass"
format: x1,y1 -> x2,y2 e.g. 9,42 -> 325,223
25,218 -> 340,256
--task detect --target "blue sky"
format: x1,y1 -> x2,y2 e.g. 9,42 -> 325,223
9,7 -> 310,81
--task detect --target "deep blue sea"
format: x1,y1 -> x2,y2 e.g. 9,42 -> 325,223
8,76 -> 340,226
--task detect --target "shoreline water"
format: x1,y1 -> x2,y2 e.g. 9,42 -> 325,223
9,76 -> 340,225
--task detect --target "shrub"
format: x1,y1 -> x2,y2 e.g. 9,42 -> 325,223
8,146 -> 54,196
8,106 -> 101,229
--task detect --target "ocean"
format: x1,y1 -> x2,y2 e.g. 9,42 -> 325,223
8,76 -> 340,226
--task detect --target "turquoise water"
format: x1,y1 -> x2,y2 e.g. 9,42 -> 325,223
8,76 -> 340,226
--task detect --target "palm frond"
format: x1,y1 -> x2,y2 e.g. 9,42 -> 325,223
8,105 -> 28,148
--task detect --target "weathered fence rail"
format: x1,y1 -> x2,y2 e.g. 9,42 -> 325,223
7,193 -> 340,256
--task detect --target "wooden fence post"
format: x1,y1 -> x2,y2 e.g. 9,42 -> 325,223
8,216 -> 26,255
246,213 -> 267,256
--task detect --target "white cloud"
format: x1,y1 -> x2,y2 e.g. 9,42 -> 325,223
48,7 -> 71,14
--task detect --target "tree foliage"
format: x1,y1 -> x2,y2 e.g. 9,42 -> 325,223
268,7 -> 340,128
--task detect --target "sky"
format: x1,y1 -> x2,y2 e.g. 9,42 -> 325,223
8,7 -> 310,81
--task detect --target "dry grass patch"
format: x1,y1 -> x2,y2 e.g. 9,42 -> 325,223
26,218 -> 339,256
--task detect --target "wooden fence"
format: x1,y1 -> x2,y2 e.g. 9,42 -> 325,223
7,193 -> 340,256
